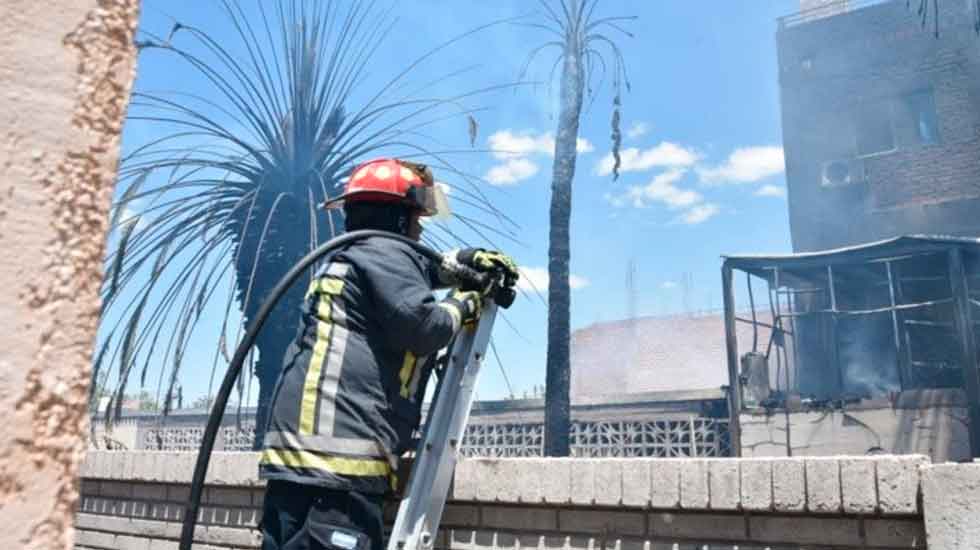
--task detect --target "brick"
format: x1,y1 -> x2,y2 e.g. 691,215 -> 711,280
649,460 -> 681,509
559,509 -> 646,537
494,460 -> 522,503
805,457 -> 842,514
100,481 -> 133,498
877,455 -> 927,515
452,459 -> 479,501
132,483 -> 168,501
621,459 -> 651,507
840,457 -> 877,514
495,532 -> 518,550
80,479 -> 100,496
539,458 -> 571,504
168,485 -> 190,504
483,506 -> 557,531
750,516 -> 862,547
678,459 -> 708,509
707,459 -> 740,511
74,528 -> 117,548
476,460 -> 503,502
921,463 -> 980,549
208,452 -> 263,486
593,460 -> 622,506
473,530 -> 495,550
570,459 -> 596,505
650,512 -> 746,541
517,534 -> 544,550
863,518 -> 926,549
515,459 -> 543,504
563,536 -> 592,550
740,458 -> 772,511
114,534 -> 151,550
80,451 -> 103,479
441,504 -> 479,527
207,487 -> 253,507
451,529 -> 475,550
772,458 -> 805,512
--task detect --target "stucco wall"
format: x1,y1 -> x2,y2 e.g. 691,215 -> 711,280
740,403 -> 972,462
0,1 -> 139,549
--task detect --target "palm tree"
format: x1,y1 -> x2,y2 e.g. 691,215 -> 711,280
94,0 -> 519,447
520,0 -> 632,456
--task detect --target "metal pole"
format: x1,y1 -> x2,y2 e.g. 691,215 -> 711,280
948,248 -> 980,458
828,265 -> 843,396
886,261 -> 908,390
721,263 -> 742,457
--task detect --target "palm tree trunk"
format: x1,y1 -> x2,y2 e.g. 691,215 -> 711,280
545,44 -> 585,457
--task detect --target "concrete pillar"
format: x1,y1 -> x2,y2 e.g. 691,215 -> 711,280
0,1 -> 138,549
922,463 -> 980,549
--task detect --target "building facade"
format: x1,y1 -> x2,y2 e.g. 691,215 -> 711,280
778,0 -> 980,252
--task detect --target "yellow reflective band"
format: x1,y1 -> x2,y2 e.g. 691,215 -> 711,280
438,302 -> 461,331
260,448 -> 390,477
299,297 -> 334,435
305,276 -> 344,299
319,277 -> 344,295
399,352 -> 417,398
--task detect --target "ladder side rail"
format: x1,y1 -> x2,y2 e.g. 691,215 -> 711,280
386,304 -> 497,550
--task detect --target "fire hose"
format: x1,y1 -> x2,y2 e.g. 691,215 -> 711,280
178,229 -> 515,549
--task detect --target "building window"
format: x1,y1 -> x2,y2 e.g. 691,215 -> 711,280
904,90 -> 940,145
855,102 -> 895,157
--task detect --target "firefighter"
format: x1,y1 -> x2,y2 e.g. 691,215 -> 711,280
258,158 -> 518,550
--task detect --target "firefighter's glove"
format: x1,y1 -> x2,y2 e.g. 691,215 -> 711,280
457,248 -> 519,286
441,289 -> 482,330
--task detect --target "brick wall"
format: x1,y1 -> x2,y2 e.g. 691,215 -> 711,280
72,451 -> 952,550
777,0 -> 980,251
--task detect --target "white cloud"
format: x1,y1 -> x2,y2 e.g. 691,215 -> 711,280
697,146 -> 785,185
605,170 -> 721,225
626,121 -> 650,140
605,169 -> 701,210
660,281 -> 678,290
595,142 -> 700,176
484,129 -> 593,186
755,184 -> 787,198
484,158 -> 539,186
675,203 -> 721,225
516,266 -> 590,293
487,129 -> 593,159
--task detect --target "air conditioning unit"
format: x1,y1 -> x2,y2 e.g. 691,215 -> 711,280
821,158 -> 866,187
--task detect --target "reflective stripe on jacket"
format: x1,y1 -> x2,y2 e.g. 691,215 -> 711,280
259,236 -> 457,494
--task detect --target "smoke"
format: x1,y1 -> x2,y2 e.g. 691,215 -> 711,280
837,314 -> 901,398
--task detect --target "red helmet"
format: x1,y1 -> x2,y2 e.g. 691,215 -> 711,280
322,158 -> 450,218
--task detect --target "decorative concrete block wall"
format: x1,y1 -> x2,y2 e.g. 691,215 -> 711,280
71,452 -> 957,549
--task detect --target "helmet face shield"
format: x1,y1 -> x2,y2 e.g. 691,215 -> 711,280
410,183 -> 452,220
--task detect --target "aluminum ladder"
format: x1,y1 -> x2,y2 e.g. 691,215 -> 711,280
386,302 -> 498,550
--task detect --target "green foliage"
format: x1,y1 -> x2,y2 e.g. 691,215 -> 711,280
96,1 -> 521,439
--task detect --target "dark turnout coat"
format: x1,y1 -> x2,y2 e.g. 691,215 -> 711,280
259,236 -> 459,494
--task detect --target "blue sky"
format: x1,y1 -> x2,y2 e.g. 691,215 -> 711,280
106,1 -> 800,404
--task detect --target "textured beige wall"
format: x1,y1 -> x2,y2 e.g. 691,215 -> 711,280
0,1 -> 139,549
741,405 -> 971,461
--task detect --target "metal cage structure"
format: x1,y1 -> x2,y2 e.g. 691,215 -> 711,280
722,235 -> 980,458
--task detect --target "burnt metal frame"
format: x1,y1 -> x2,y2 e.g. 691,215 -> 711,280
721,237 -> 980,458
